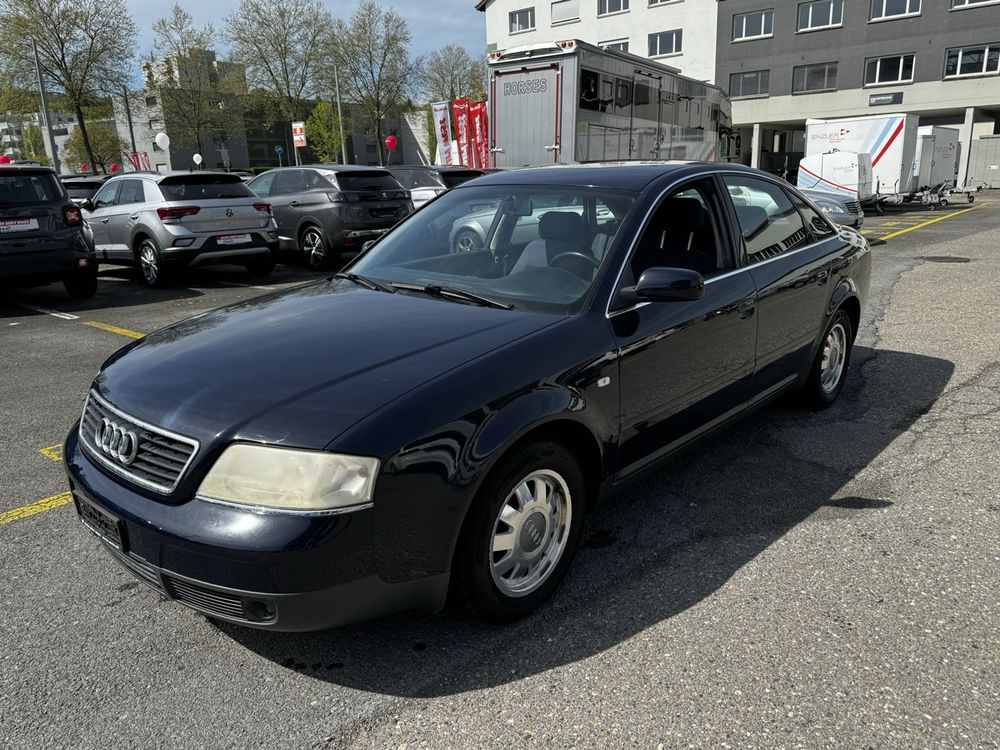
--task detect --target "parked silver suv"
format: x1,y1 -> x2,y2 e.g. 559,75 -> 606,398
82,172 -> 279,287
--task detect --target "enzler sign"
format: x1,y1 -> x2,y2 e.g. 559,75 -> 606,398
870,92 -> 903,106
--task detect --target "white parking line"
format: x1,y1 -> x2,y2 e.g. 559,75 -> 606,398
16,304 -> 80,320
211,281 -> 277,291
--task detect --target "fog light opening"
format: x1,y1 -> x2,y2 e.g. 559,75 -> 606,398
242,598 -> 277,622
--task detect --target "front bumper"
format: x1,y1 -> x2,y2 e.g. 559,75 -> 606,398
64,427 -> 447,631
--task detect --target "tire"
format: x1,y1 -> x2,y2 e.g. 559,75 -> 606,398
245,257 -> 275,278
137,238 -> 173,288
801,309 -> 854,409
453,441 -> 586,622
63,265 -> 98,300
300,225 -> 331,271
453,229 -> 482,254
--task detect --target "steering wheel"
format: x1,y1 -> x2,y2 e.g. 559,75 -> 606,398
550,252 -> 601,281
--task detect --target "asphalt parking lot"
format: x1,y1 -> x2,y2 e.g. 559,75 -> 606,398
2,197 -> 998,749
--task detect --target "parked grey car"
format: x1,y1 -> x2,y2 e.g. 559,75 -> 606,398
247,165 -> 413,270
800,188 -> 864,229
82,172 -> 279,287
389,166 -> 486,210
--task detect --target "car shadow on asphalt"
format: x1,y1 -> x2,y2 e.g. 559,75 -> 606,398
220,346 -> 954,698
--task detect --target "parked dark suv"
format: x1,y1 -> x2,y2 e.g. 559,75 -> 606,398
248,165 -> 413,269
0,166 -> 98,299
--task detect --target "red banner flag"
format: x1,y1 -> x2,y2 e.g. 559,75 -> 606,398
469,101 -> 489,169
452,98 -> 472,167
431,101 -> 453,165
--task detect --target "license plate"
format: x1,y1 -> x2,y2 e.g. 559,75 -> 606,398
216,233 -> 251,245
0,218 -> 39,233
369,209 -> 397,219
75,495 -> 126,551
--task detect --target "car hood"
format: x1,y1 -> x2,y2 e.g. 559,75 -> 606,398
94,280 -> 560,451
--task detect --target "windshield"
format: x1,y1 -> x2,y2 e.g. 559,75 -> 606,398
350,184 -> 636,314
159,175 -> 254,201
0,172 -> 61,205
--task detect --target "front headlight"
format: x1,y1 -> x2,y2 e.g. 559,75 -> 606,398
197,444 -> 379,513
816,201 -> 848,215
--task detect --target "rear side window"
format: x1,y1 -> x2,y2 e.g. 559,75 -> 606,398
334,171 -> 403,192
0,172 -> 61,205
392,169 -> 443,189
159,175 -> 254,201
118,179 -> 145,205
724,175 -> 810,262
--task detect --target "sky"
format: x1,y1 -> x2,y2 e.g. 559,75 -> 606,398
126,0 -> 488,61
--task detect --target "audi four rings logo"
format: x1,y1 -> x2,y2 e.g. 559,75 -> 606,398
95,418 -> 139,465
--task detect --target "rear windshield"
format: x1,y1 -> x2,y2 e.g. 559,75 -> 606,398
63,182 -> 102,199
440,171 -> 484,189
158,175 -> 255,201
335,172 -> 403,192
392,169 -> 443,189
0,172 -> 62,205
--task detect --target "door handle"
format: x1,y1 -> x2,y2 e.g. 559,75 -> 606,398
100,218 -> 110,224
738,301 -> 756,320
544,144 -> 560,152
288,201 -> 301,207
815,269 -> 829,285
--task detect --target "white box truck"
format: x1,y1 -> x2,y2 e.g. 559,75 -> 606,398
914,126 -> 960,189
804,114 -> 920,202
797,150 -> 874,201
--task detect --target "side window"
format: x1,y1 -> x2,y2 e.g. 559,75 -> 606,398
724,175 -> 809,262
273,170 -> 305,196
142,181 -> 162,202
117,179 -> 143,206
248,172 -> 275,197
789,191 -> 837,239
92,181 -> 120,209
627,179 -> 727,280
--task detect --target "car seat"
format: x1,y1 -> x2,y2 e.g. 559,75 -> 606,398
511,211 -> 590,273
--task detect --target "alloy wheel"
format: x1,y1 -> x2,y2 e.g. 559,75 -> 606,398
820,322 -> 847,393
303,228 -> 325,268
140,244 -> 159,285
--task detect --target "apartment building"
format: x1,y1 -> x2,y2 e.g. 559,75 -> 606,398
716,0 -> 1000,186
476,0 -> 720,82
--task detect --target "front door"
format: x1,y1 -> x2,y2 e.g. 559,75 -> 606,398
84,181 -> 121,259
612,177 -> 758,479
491,63 -> 561,168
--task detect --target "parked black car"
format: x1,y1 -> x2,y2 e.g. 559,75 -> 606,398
247,165 -> 413,270
65,163 -> 870,631
60,174 -> 111,206
0,166 -> 98,299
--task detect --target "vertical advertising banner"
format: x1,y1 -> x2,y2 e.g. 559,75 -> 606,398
452,98 -> 472,167
292,121 -> 307,148
469,101 -> 488,169
431,101 -> 453,165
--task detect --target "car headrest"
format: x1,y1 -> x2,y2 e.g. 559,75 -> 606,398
539,211 -> 585,241
653,197 -> 708,233
735,205 -> 769,239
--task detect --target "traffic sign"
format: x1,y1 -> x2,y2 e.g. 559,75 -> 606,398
274,145 -> 284,155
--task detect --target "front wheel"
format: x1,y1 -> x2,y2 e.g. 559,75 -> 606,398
454,441 -> 585,622
800,309 -> 854,409
453,229 -> 481,254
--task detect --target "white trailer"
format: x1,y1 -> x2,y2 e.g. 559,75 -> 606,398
796,150 -> 874,201
486,40 -> 733,168
913,126 -> 960,190
804,114 -> 920,203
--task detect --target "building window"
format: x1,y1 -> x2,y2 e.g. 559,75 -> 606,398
145,96 -> 158,106
945,44 -> 1000,77
951,0 -> 1000,7
792,61 -> 838,93
729,70 -> 770,98
649,29 -> 682,56
600,38 -> 630,52
509,7 -> 535,33
598,0 -> 629,14
864,53 -> 915,85
648,0 -> 679,5
552,0 -> 579,23
797,0 -> 843,31
870,0 -> 920,21
732,9 -> 774,41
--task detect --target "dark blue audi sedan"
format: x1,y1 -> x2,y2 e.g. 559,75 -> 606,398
65,163 -> 871,631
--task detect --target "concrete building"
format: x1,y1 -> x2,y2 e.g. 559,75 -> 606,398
2,111 -> 75,163
476,0 -> 719,82
715,0 -> 1000,186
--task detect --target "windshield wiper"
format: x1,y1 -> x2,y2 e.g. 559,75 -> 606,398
334,271 -> 396,294
390,282 -> 512,310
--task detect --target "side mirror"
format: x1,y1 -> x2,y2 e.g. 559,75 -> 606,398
633,267 -> 705,302
80,198 -> 95,212
361,240 -> 376,253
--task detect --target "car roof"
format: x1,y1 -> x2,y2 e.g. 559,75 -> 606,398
59,174 -> 109,183
466,161 -> 759,190
101,170 -> 239,183
391,165 -> 483,173
0,165 -> 57,175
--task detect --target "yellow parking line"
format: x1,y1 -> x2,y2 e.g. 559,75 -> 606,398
881,205 -> 981,241
39,444 -> 63,462
82,321 -> 144,340
0,492 -> 73,527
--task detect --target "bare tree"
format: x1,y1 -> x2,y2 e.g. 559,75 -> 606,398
0,0 -> 137,173
424,44 -> 486,103
329,1 -> 421,166
149,5 -> 243,158
225,0 -> 332,126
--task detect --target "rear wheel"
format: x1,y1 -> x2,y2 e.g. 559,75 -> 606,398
245,257 -> 275,278
137,238 -> 173,288
454,441 -> 585,622
63,265 -> 98,299
453,229 -> 481,254
801,309 -> 853,409
300,225 -> 331,271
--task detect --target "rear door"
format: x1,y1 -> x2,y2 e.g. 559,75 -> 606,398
104,178 -> 144,259
490,63 -> 561,167
268,169 -> 308,244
